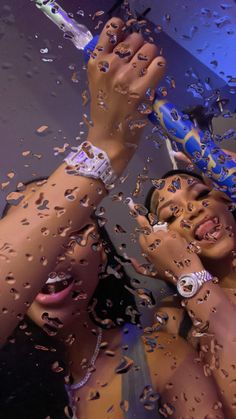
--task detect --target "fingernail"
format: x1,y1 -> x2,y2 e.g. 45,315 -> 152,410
153,222 -> 168,232
169,150 -> 182,158
127,197 -> 135,211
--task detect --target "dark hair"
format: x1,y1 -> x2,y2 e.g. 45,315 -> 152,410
88,225 -> 140,329
2,177 -> 140,329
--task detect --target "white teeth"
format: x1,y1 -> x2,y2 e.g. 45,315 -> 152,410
46,274 -> 71,285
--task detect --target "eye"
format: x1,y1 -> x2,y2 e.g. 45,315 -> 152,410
196,189 -> 210,199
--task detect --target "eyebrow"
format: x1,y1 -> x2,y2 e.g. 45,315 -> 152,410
155,180 -> 203,217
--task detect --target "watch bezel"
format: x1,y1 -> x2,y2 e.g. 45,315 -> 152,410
177,273 -> 200,298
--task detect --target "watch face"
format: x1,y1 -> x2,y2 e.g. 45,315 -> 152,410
177,276 -> 199,298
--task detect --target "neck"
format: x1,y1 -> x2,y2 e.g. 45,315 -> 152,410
64,311 -> 101,382
204,252 -> 236,288
63,308 -> 121,385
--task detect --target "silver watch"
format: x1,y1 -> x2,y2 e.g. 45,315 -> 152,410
64,141 -> 117,190
177,270 -> 213,298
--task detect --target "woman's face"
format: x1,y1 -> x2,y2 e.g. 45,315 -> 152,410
150,175 -> 236,265
27,230 -> 104,330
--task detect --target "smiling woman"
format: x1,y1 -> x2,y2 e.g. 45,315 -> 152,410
131,167 -> 236,417
145,168 -> 236,276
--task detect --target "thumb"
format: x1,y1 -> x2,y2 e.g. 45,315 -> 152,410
130,257 -> 157,277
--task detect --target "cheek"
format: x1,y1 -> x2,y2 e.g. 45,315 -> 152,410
169,219 -> 192,241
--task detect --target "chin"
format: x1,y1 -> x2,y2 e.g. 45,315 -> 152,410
201,234 -> 235,262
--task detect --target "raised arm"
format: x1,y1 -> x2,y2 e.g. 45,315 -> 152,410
0,17 -> 165,345
135,213 -> 236,416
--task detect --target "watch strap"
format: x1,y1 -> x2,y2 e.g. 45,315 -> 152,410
177,270 -> 213,298
64,141 -> 117,190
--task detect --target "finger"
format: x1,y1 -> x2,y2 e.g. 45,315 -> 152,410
127,198 -> 151,230
130,257 -> 156,277
112,32 -> 145,63
222,148 -> 236,161
96,17 -> 125,54
135,55 -> 166,94
169,150 -> 192,165
129,42 -> 158,77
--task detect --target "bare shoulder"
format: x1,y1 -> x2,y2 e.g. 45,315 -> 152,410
143,331 -> 224,418
142,330 -> 193,393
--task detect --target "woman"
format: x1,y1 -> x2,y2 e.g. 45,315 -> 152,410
1,178 -> 226,419
132,164 -> 236,418
0,178 -> 140,418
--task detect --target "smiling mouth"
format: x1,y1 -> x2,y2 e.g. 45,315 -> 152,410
41,274 -> 74,295
194,217 -> 223,242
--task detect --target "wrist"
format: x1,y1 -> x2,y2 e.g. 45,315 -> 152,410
86,135 -> 135,176
177,268 -> 214,299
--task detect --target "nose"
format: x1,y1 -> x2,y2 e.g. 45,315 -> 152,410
185,200 -> 204,221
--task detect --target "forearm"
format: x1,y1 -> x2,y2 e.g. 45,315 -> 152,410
184,281 -> 236,415
0,163 -> 106,345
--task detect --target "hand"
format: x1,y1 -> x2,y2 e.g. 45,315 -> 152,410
133,209 -> 204,285
86,17 -> 166,174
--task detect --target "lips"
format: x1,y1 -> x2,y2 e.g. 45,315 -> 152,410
35,273 -> 75,305
194,216 -> 220,241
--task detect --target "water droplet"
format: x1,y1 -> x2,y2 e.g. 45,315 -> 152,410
76,9 -> 85,17
106,29 -> 117,44
6,192 -> 24,206
136,288 -> 155,308
115,356 -> 134,374
81,89 -> 89,106
51,360 -> 64,373
120,400 -> 129,412
152,179 -> 165,190
40,256 -> 48,266
92,10 -> 105,20
5,272 -> 15,285
10,288 -> 20,300
134,204 -> 148,216
41,227 -> 50,236
80,195 -> 89,207
138,103 -> 153,115
98,60 -> 109,72
128,119 -> 148,131
114,224 -> 127,234
87,390 -> 100,400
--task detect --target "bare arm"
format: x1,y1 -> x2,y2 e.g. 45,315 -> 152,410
184,281 -> 236,417
0,169 -> 106,345
135,213 -> 236,416
146,331 -> 225,418
0,17 -> 166,345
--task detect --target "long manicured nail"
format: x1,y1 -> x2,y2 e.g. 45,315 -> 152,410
153,222 -> 168,232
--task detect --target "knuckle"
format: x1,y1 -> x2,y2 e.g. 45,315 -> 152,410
129,32 -> 145,44
105,17 -> 124,30
114,69 -> 128,85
